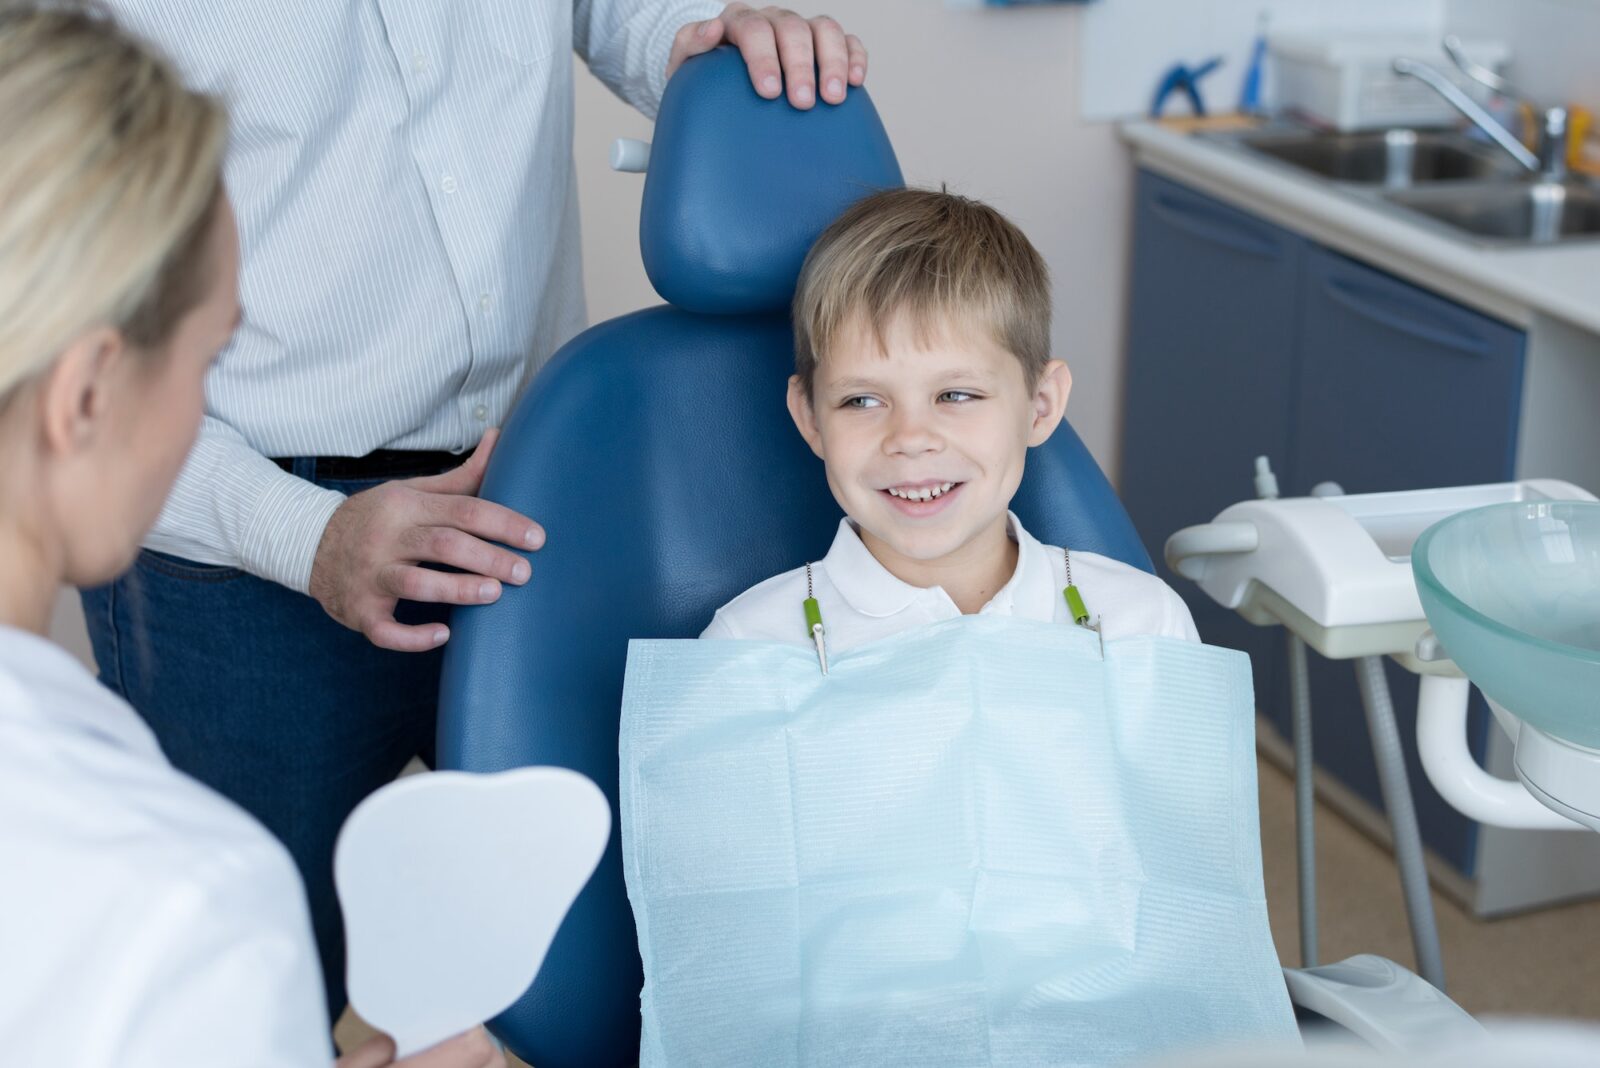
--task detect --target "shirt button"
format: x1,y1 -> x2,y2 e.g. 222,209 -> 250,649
472,405 -> 488,422
412,52 -> 428,72
441,175 -> 458,195
478,293 -> 493,312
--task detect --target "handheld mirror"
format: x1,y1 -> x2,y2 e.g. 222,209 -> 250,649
334,767 -> 611,1057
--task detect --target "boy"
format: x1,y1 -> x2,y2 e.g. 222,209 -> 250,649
702,186 -> 1198,648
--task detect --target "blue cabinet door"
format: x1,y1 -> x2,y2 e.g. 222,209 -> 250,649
1121,171 -> 1305,729
1290,246 -> 1525,496
1289,246 -> 1526,877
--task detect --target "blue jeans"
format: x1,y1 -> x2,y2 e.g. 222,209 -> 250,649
79,460 -> 447,1022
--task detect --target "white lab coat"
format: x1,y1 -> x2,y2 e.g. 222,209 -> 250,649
0,625 -> 331,1066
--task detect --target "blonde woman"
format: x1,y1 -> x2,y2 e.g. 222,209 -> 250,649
0,7 -> 500,1066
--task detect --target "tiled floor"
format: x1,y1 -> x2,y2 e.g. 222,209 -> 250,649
1255,759 -> 1600,1020
337,756 -> 1600,1063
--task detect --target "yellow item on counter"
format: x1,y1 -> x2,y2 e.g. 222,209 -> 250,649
1570,106 -> 1600,179
1156,111 -> 1263,134
1519,101 -> 1538,151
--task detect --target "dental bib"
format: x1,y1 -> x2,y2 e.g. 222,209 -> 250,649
620,616 -> 1297,1067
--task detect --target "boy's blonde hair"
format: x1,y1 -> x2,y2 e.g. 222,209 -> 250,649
792,187 -> 1051,397
0,2 -> 228,401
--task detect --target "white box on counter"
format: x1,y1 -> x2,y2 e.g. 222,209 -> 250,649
1270,33 -> 1510,132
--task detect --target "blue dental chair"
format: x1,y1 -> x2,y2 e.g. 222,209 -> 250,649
436,46 -> 1473,1067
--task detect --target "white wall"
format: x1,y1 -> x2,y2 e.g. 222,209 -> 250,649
575,0 -> 1134,475
1446,0 -> 1600,110
1078,0 -> 1445,120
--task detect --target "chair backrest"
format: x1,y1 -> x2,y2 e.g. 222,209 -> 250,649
437,47 -> 1153,1067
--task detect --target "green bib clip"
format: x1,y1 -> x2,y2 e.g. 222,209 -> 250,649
804,562 -> 828,675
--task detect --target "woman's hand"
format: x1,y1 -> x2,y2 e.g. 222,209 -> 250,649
334,1026 -> 506,1068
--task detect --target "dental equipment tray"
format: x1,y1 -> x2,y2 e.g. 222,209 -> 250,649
1166,480 -> 1597,669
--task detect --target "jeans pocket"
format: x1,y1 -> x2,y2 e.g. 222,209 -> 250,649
473,0 -> 561,65
136,549 -> 247,583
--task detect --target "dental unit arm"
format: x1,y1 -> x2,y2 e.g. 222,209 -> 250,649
1167,476 -> 1598,834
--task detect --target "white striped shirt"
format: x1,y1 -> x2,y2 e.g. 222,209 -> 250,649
109,0 -> 723,593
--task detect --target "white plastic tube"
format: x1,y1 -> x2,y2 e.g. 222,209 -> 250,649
1163,521 -> 1258,582
1415,675 -> 1579,830
610,137 -> 651,172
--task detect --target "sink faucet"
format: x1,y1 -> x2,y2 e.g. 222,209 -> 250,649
1392,37 -> 1567,182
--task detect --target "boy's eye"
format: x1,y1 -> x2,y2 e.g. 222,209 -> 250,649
841,395 -> 884,409
939,390 -> 979,403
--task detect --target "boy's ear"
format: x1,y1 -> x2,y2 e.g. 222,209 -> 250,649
1026,359 -> 1071,448
787,375 -> 826,460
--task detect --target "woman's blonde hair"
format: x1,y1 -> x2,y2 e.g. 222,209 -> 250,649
792,187 -> 1051,397
0,2 -> 227,400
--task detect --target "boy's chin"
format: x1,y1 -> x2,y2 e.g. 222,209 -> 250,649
859,521 -> 987,565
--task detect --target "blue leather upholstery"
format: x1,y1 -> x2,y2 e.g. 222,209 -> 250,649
640,49 -> 901,314
437,46 -> 1153,1067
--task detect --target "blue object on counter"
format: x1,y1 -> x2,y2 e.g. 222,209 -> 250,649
1151,56 -> 1224,118
1239,14 -> 1269,113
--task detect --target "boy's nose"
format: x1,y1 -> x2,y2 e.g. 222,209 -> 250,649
883,409 -> 943,456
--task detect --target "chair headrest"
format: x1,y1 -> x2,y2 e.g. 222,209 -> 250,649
640,46 -> 904,315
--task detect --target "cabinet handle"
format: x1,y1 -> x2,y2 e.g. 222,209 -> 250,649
1150,190 -> 1283,260
1323,275 -> 1490,356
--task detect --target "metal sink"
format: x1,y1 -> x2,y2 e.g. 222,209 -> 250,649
1231,128 -> 1518,187
1382,181 -> 1600,245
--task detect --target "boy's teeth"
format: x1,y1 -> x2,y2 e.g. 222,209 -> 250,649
889,481 -> 956,501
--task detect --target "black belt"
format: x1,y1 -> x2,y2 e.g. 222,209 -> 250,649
272,450 -> 463,481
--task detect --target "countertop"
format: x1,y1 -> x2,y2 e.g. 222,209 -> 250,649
1120,121 -> 1600,336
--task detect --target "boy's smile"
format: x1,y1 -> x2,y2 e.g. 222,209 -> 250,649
789,311 -> 1070,609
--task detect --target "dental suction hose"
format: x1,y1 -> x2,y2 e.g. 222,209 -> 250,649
1259,457 -> 1321,970
1354,656 -> 1446,991
1286,629 -> 1318,967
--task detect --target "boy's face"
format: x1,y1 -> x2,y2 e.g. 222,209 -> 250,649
789,310 -> 1070,572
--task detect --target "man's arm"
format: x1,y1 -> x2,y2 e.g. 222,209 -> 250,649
574,0 -> 724,118
148,419 -> 543,654
144,414 -> 347,593
574,1 -> 867,118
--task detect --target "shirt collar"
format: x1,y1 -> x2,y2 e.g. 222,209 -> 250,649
820,511 -> 1058,621
820,518 -> 922,618
993,513 -> 1060,623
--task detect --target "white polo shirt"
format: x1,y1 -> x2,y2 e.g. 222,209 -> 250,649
702,512 -> 1199,650
0,626 -> 330,1067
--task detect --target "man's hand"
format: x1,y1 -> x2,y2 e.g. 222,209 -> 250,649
667,4 -> 867,110
335,1027 -> 506,1068
308,429 -> 543,652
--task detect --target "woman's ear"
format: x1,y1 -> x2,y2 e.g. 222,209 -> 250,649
37,326 -> 126,457
1027,359 -> 1072,447
787,375 -> 826,460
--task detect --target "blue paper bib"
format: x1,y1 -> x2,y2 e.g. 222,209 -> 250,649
621,616 -> 1297,1066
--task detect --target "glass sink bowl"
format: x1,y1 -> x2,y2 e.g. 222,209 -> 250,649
1413,502 -> 1600,748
